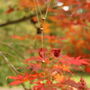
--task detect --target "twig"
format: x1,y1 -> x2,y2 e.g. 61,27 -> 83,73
0,51 -> 19,74
0,51 -> 28,90
0,41 -> 25,59
0,15 -> 34,27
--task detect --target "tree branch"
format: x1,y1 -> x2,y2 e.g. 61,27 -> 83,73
0,15 -> 34,27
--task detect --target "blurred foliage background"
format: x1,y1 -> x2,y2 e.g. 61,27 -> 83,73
0,0 -> 90,87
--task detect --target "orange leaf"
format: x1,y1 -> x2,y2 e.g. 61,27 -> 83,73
53,73 -> 64,82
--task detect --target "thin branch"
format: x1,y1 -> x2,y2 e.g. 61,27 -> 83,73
0,51 -> 19,74
0,41 -> 25,59
0,15 -> 34,27
0,51 -> 28,90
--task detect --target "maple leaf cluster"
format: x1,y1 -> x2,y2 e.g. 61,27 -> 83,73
8,48 -> 90,90
3,0 -> 90,89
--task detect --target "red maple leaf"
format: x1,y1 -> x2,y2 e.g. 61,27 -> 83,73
51,48 -> 61,57
38,48 -> 47,59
